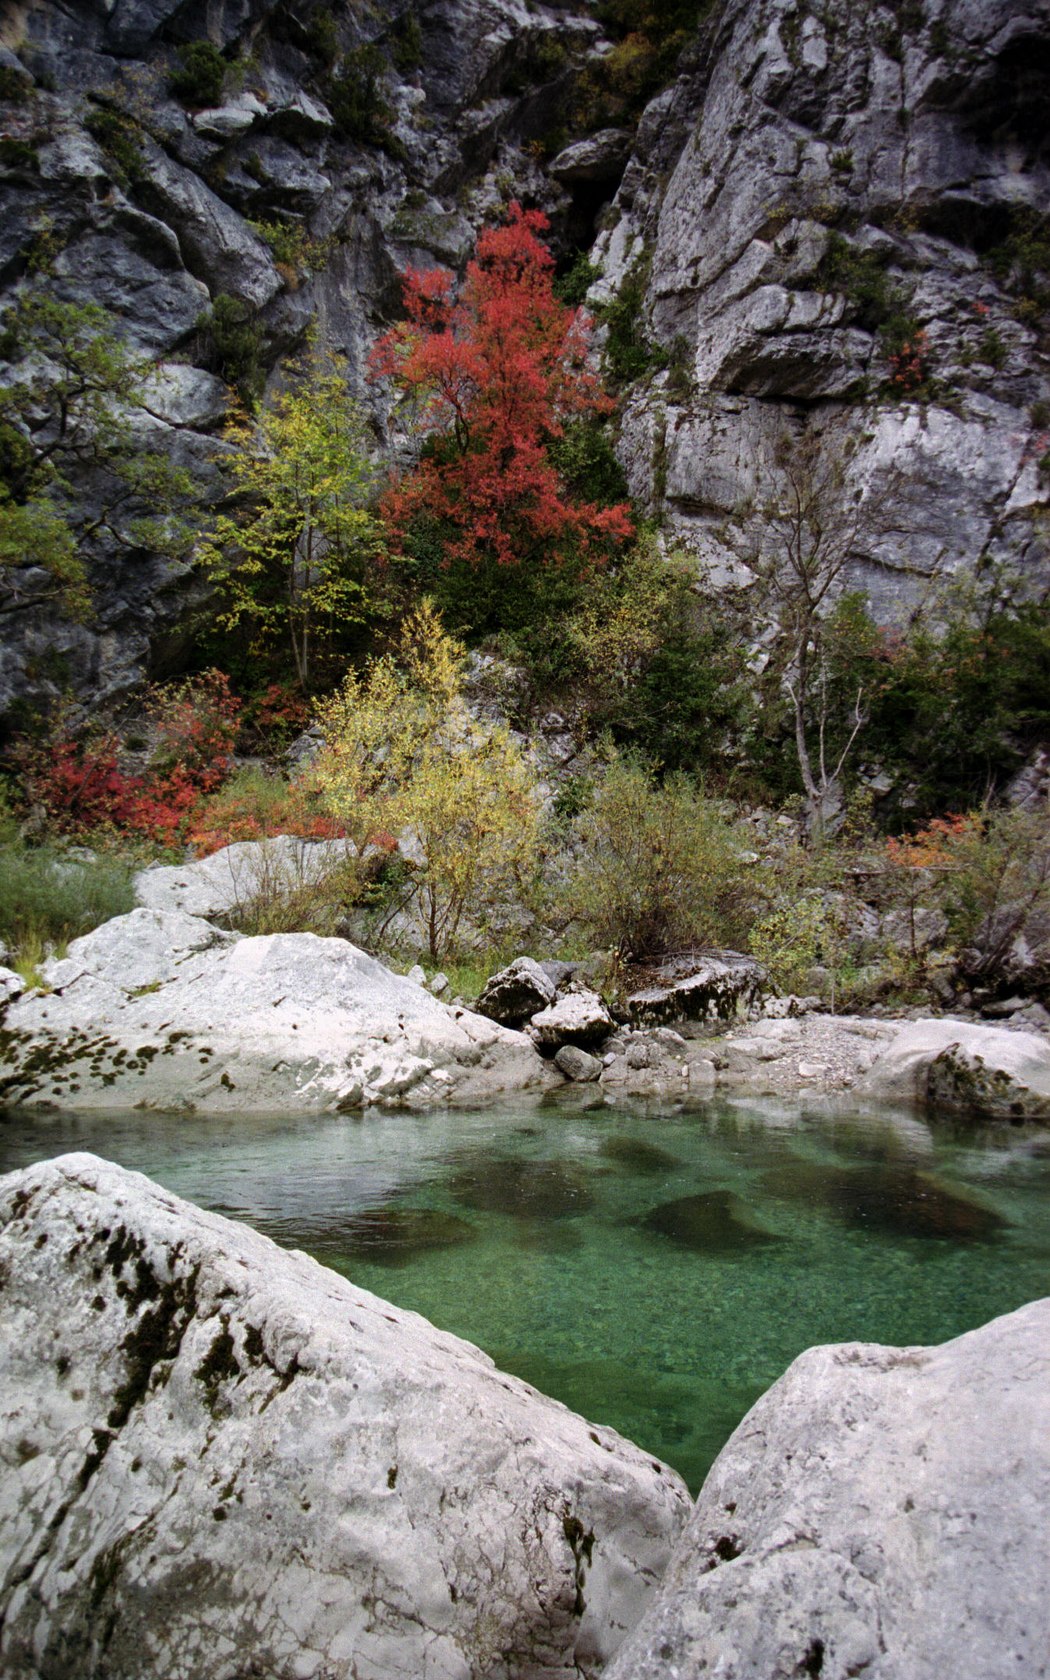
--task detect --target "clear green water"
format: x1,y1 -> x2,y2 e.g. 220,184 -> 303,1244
2,1096 -> 1049,1493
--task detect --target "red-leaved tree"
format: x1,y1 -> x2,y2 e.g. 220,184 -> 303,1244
370,202 -> 633,569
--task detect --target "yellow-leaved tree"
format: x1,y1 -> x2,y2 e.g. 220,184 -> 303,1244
198,356 -> 384,692
312,602 -> 540,960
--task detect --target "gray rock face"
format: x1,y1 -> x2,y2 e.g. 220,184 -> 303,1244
604,1299 -> 1050,1680
554,1043 -> 602,1081
0,1153 -> 691,1680
475,955 -> 558,1026
601,0 -> 1050,612
0,0 -> 600,721
0,908 -> 555,1112
627,952 -> 768,1026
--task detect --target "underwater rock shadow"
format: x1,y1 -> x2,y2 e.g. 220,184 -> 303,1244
448,1157 -> 596,1219
762,1160 -> 1009,1243
600,1136 -> 681,1175
309,1205 -> 478,1268
637,1190 -> 782,1255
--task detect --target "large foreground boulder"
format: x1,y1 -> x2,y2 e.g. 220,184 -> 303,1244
0,909 -> 554,1112
0,1155 -> 691,1680
605,1300 -> 1050,1680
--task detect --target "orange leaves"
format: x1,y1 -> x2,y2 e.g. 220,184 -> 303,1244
370,202 -> 633,571
884,813 -> 978,871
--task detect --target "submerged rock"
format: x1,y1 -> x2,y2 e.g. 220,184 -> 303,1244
0,1154 -> 691,1680
604,1300 -> 1050,1680
640,1191 -> 779,1254
322,1205 -> 477,1268
0,909 -> 555,1113
600,1137 -> 680,1175
763,1160 -> 1007,1244
450,1157 -> 596,1219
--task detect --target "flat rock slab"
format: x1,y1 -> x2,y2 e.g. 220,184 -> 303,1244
605,1299 -> 1050,1680
0,909 -> 553,1112
0,1155 -> 691,1680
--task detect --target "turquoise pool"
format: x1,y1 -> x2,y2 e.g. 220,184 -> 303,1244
2,1094 -> 1048,1491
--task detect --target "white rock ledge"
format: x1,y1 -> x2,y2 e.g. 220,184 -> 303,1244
0,909 -> 555,1113
0,1154 -> 691,1680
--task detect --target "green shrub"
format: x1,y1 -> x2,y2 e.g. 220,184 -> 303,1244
548,417 -> 628,506
304,10 -> 340,66
84,105 -> 146,185
864,595 -> 1050,818
391,11 -> 424,73
0,840 -> 135,966
598,256 -> 663,387
0,64 -> 30,103
553,253 -> 602,306
817,233 -> 895,332
560,754 -> 761,959
0,137 -> 38,171
199,293 -> 264,406
328,46 -> 396,147
169,40 -> 228,108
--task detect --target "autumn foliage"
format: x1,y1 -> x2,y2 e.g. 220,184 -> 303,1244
371,202 -> 633,570
14,672 -> 242,843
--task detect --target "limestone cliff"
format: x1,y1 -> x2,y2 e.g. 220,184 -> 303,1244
599,0 -> 1050,614
0,0 -> 1047,718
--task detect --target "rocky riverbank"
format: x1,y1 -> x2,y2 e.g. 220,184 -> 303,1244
2,906 -> 1050,1121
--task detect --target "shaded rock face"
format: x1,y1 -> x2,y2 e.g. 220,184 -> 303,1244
475,954 -> 558,1027
604,1298 -> 1050,1680
0,1154 -> 691,1680
601,0 -> 1049,611
0,907 -> 555,1111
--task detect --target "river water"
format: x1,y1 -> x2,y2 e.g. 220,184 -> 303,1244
2,1094 -> 1048,1492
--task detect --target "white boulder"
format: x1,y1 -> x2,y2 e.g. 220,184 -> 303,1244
605,1300 -> 1050,1680
0,1154 -> 691,1680
0,909 -> 554,1112
857,1019 -> 1050,1119
530,989 -> 614,1050
133,835 -> 357,921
